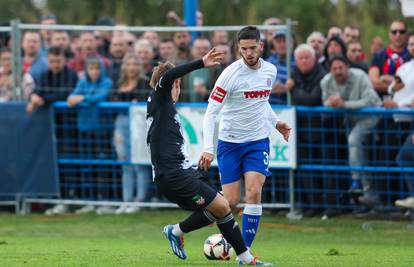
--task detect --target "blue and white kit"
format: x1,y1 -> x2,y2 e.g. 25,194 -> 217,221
203,58 -> 279,182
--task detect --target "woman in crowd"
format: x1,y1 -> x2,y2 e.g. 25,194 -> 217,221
110,53 -> 152,214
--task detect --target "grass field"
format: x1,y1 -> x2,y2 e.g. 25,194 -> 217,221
0,210 -> 413,267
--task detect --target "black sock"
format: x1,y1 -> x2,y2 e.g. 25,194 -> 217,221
179,210 -> 216,233
216,212 -> 247,255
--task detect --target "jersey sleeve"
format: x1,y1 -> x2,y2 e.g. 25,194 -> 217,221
266,102 -> 280,127
208,67 -> 233,107
203,103 -> 221,154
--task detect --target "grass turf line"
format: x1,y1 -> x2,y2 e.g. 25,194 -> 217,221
0,210 -> 413,267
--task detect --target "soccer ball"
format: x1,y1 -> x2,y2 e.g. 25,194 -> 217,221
203,234 -> 233,260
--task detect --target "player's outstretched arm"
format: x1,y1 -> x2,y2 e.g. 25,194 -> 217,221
160,47 -> 224,90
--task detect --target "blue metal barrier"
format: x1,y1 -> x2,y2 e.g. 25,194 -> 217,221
51,103 -> 413,213
294,106 -> 414,212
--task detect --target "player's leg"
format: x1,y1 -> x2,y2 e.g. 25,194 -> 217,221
243,171 -> 266,249
207,191 -> 273,266
158,170 -> 272,265
155,171 -> 209,260
222,181 -> 241,209
241,138 -> 271,249
217,139 -> 243,209
157,170 -> 222,260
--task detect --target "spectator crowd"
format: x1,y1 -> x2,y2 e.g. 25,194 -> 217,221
1,12 -> 414,218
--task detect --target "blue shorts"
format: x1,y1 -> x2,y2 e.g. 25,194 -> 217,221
217,137 -> 271,185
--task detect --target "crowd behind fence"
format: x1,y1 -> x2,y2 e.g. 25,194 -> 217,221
48,103 -> 414,212
0,18 -> 413,218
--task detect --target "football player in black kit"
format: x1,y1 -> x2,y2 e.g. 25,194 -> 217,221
146,47 -> 273,266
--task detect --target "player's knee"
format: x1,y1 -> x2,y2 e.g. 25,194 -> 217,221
211,196 -> 231,218
245,187 -> 262,203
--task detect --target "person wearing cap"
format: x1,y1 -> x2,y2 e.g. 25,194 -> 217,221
321,55 -> 382,214
266,29 -> 296,104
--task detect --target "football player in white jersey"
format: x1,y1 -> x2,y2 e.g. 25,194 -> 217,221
199,26 -> 291,251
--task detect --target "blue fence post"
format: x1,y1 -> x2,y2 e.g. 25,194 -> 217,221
184,0 -> 198,40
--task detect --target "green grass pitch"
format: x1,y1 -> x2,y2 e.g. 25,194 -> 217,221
0,210 -> 413,267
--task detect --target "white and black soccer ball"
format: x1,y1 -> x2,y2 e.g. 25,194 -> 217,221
203,234 -> 233,260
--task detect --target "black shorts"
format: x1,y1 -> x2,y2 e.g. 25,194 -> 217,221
155,168 -> 218,211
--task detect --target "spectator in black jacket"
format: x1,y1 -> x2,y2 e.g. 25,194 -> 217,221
290,44 -> 326,106
26,46 -> 78,113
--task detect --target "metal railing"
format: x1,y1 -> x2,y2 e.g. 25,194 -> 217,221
15,103 -> 413,215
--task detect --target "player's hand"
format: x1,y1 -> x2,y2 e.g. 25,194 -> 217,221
202,47 -> 224,68
198,152 -> 213,171
276,121 -> 291,142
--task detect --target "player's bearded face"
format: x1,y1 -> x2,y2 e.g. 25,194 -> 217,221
239,39 -> 263,67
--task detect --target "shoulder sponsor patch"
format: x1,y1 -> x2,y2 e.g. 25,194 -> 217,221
210,86 -> 227,103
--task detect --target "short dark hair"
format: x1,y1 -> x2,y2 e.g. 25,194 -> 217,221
347,39 -> 362,47
237,26 -> 260,42
161,38 -> 174,44
390,19 -> 407,30
47,46 -> 65,57
329,54 -> 349,68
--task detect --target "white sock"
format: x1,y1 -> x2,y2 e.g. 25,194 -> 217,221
172,224 -> 184,236
238,250 -> 254,263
